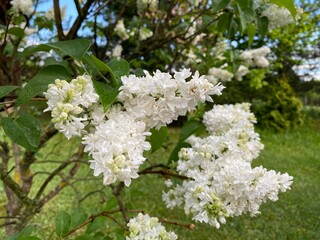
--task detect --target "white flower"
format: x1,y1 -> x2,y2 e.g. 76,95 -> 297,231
10,0 -> 33,15
118,69 -> 224,129
136,0 -> 158,12
126,213 -> 178,240
235,65 -> 249,81
111,44 -> 123,59
115,19 -> 129,41
139,27 -> 153,41
261,4 -> 295,30
163,104 -> 293,228
206,67 -> 234,84
83,107 -> 151,187
44,75 -> 99,139
240,46 -> 271,68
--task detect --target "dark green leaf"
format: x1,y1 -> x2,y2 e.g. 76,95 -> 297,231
75,235 -> 95,240
70,207 -> 88,229
107,59 -> 130,84
270,0 -> 296,17
18,39 -> 91,61
218,13 -> 232,34
89,54 -> 112,74
237,3 -> 255,32
257,16 -> 269,36
46,39 -> 91,61
18,237 -> 41,240
212,0 -> 231,12
8,27 -> 25,38
17,226 -> 34,238
93,80 -> 119,112
150,126 -> 168,153
179,120 -> 202,142
55,211 -> 71,237
247,23 -> 256,47
104,197 -> 118,210
0,86 -> 19,98
2,114 -> 41,151
85,217 -> 105,234
16,65 -> 71,106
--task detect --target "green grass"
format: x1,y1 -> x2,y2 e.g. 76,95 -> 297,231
1,109 -> 320,239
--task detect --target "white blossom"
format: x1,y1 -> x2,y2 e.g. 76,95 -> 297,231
235,65 -> 249,81
240,46 -> 271,68
115,19 -> 129,41
139,27 -> 153,41
126,213 -> 178,240
136,0 -> 158,12
261,4 -> 295,30
111,44 -> 123,59
10,0 -> 33,15
163,104 -> 293,228
205,67 -> 234,84
118,69 -> 224,129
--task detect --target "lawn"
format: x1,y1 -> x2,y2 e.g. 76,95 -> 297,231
1,109 -> 320,239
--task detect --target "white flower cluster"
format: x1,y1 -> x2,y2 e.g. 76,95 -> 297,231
126,213 -> 178,240
139,27 -> 153,41
163,103 -> 293,228
10,0 -> 33,15
261,4 -> 295,30
118,69 -> 224,129
45,70 -> 223,186
44,76 -> 99,139
240,46 -> 271,68
115,19 -> 130,41
205,67 -> 234,85
235,65 -> 249,81
136,0 -> 158,12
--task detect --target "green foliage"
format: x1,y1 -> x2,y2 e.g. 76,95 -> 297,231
16,65 -> 71,106
253,78 -> 303,131
55,211 -> 71,237
150,126 -> 168,153
0,86 -> 19,98
92,81 -> 119,112
1,114 -> 41,151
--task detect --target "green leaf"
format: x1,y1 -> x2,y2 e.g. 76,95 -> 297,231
88,54 -> 112,74
270,0 -> 296,17
0,86 -> 19,98
8,27 -> 25,38
237,3 -> 255,32
17,226 -> 34,238
104,197 -> 118,210
257,16 -> 269,36
107,59 -> 130,84
247,23 -> 256,47
19,39 -> 91,61
46,39 -> 91,61
85,217 -> 105,234
18,237 -> 41,240
70,207 -> 88,229
218,12 -> 233,34
93,80 -> 119,112
150,126 -> 168,153
75,235 -> 95,240
212,0 -> 231,12
1,114 -> 41,151
55,211 -> 71,237
16,65 -> 71,106
179,120 -> 202,142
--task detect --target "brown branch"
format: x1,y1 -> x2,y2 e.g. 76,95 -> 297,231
63,209 -> 123,237
159,218 -> 195,230
138,168 -> 189,180
111,183 -> 129,224
53,0 -> 65,40
34,146 -> 84,202
0,165 -> 33,206
66,0 -> 96,40
0,221 -> 17,228
36,147 -> 84,210
74,0 -> 83,17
